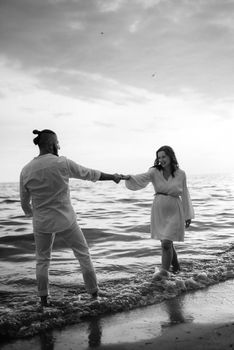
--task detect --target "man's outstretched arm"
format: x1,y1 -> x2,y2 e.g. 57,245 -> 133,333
99,172 -> 122,183
66,158 -> 122,184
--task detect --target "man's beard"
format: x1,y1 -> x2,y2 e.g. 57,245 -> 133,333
53,145 -> 59,156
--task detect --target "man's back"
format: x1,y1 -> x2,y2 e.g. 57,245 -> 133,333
20,154 -> 75,233
20,153 -> 101,233
22,154 -> 70,207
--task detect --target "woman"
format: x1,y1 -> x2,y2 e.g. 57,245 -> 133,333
123,146 -> 194,279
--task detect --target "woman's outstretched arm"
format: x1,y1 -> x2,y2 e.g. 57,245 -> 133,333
122,171 -> 151,191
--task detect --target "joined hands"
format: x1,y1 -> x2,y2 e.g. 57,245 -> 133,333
113,174 -> 131,183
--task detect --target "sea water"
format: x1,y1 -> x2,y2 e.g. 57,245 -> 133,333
1,173 -> 234,340
0,172 -> 234,290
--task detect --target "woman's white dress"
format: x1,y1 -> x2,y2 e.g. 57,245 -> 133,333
125,168 -> 194,242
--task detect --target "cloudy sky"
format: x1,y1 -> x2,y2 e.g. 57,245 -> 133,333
0,0 -> 234,182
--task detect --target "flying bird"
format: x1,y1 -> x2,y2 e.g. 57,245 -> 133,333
152,73 -> 156,77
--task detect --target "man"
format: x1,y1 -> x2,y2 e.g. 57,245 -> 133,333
20,129 -> 121,306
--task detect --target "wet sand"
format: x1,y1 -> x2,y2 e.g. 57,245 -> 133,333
1,279 -> 234,350
99,322 -> 234,350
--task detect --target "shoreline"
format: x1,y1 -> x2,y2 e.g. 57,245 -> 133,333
1,279 -> 234,349
1,249 -> 234,340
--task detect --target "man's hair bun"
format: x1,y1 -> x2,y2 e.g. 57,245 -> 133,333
33,130 -> 41,145
32,129 -> 56,146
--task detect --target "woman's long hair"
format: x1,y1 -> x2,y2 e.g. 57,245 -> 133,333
152,145 -> 179,177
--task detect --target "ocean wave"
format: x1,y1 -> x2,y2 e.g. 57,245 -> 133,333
0,220 -> 27,226
0,233 -> 34,243
217,212 -> 234,218
10,215 -> 28,219
0,199 -> 20,204
14,228 -> 27,232
0,228 -> 142,250
116,198 -> 139,203
126,224 -> 150,233
106,247 -> 156,259
83,228 -> 143,243
135,202 -> 151,208
2,277 -> 36,287
0,246 -> 33,258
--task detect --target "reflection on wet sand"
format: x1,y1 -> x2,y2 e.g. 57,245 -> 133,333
162,296 -> 194,328
88,317 -> 102,347
39,331 -> 54,350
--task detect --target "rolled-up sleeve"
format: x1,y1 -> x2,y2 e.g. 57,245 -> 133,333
66,158 -> 101,182
20,171 -> 33,216
125,171 -> 151,191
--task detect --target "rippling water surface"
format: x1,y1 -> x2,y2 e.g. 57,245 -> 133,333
0,173 -> 234,291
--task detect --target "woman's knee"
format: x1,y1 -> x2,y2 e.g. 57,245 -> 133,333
36,257 -> 51,268
161,240 -> 173,251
